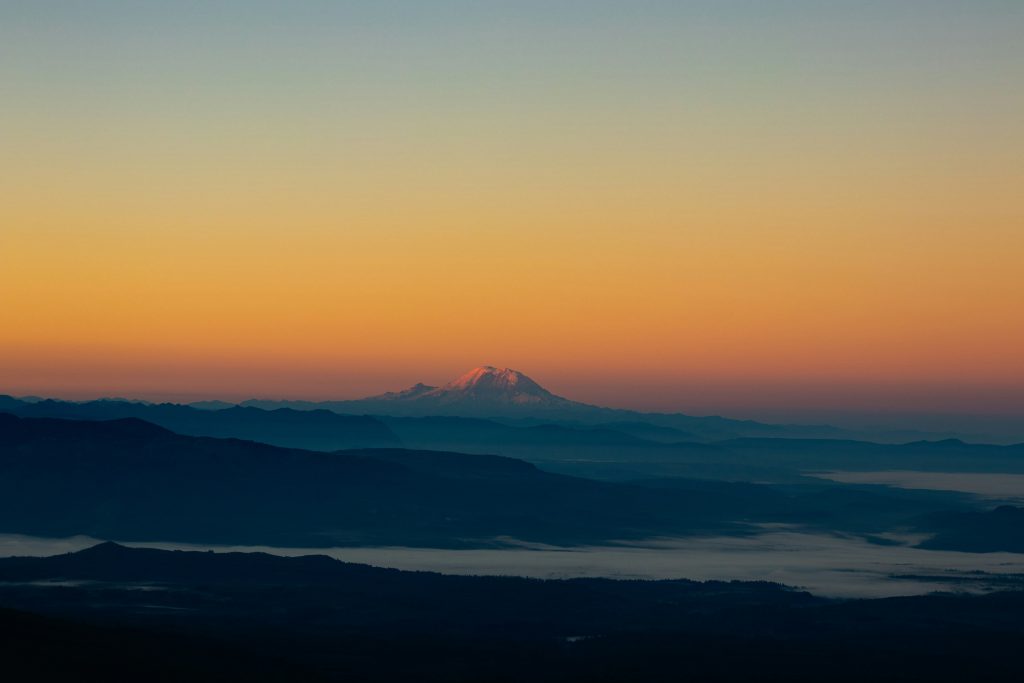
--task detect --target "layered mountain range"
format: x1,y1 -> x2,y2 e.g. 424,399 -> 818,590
0,412 -> 993,549
6,366 -> 976,442
237,365 -> 967,443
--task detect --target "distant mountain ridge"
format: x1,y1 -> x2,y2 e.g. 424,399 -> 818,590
0,395 -> 400,451
238,365 -> 932,442
0,366 -> 990,444
240,365 -> 805,438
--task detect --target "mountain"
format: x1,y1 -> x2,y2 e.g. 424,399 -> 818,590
0,395 -> 400,451
413,366 -> 572,406
236,365 -> 1008,443
241,366 -> 860,441
291,366 -> 580,414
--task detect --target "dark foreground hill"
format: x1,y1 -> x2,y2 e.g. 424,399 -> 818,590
0,412 -> 706,546
918,505 -> 1024,552
0,413 -> 979,547
2,543 -> 1024,682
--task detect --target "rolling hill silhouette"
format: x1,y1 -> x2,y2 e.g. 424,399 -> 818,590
0,412 -> 748,546
0,412 -> 989,547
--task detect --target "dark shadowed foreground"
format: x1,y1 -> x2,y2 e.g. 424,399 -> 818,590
0,413 -> 993,549
2,543 -> 1024,682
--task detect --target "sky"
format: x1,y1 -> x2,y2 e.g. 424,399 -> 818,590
2,1 -> 1022,417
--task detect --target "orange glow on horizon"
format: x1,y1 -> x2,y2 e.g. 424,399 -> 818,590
3,2 -> 1022,415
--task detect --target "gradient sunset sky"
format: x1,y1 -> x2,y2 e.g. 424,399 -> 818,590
2,1 -> 1022,416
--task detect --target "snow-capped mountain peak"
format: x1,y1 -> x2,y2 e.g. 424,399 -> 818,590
373,366 -> 569,407
440,366 -> 548,395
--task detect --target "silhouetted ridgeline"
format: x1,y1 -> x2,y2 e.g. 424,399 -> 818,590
3,395 -> 1022,484
1,543 -> 1023,682
0,412 -> 729,546
0,394 -> 400,450
0,413 -> 978,547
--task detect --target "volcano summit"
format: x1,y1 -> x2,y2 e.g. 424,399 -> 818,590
378,366 -> 569,408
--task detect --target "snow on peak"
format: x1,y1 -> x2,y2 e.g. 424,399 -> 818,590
422,366 -> 561,404
363,366 -> 571,407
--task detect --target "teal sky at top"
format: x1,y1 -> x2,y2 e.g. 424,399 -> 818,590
3,1 -> 1021,133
